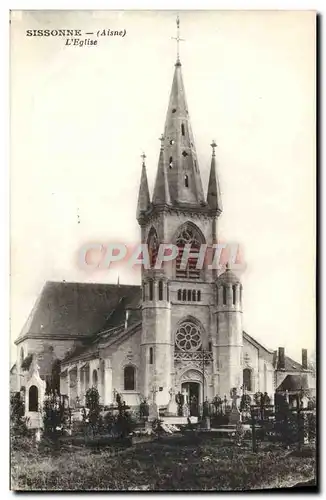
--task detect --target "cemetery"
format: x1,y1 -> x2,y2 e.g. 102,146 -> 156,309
10,363 -> 316,491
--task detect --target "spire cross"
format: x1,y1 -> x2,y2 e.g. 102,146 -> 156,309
211,140 -> 217,157
172,15 -> 185,63
141,152 -> 146,165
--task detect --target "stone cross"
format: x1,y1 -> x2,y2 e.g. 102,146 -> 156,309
230,388 -> 240,410
211,140 -> 217,156
171,15 -> 185,62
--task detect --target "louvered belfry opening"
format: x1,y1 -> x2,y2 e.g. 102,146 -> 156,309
175,225 -> 202,279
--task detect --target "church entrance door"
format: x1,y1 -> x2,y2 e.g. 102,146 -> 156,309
181,381 -> 200,417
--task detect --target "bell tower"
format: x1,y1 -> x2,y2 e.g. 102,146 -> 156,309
136,16 -> 225,406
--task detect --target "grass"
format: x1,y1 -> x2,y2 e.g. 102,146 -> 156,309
11,434 -> 316,491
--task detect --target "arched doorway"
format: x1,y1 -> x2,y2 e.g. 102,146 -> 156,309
180,367 -> 206,417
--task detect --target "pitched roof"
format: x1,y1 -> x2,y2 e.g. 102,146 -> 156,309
282,355 -> 307,373
243,331 -> 274,355
16,281 -> 141,343
276,374 -> 309,392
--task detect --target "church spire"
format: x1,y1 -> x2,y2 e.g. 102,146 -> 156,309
207,141 -> 223,213
136,153 -> 151,220
152,16 -> 205,208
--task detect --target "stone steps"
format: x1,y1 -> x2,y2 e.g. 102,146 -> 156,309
162,416 -> 198,425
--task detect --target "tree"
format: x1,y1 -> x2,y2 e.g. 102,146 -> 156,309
10,392 -> 29,435
85,387 -> 101,436
43,393 -> 71,439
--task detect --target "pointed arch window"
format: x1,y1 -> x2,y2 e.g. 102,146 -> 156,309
175,224 -> 203,279
192,290 -> 197,301
149,347 -> 154,365
158,280 -> 163,301
197,290 -> 201,302
181,123 -> 185,136
223,286 -> 227,305
124,365 -> 135,391
177,289 -> 182,301
243,368 -> 252,392
92,369 -> 98,388
187,290 -> 192,301
169,156 -> 173,169
232,285 -> 237,305
182,290 -> 187,301
184,175 -> 189,188
148,228 -> 159,269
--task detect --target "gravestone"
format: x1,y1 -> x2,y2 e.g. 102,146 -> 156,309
167,388 -> 178,415
148,401 -> 158,421
229,388 -> 241,425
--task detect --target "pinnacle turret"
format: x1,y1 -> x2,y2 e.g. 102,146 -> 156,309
136,153 -> 151,220
207,141 -> 223,213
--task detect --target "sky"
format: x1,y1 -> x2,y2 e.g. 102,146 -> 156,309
10,10 -> 316,364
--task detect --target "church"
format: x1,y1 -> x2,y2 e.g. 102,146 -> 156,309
14,20 -> 314,417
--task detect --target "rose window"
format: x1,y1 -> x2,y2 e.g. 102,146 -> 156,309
175,322 -> 202,352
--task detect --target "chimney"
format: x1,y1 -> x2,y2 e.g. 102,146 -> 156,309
302,348 -> 308,370
278,347 -> 285,370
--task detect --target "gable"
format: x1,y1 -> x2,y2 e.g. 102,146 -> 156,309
243,331 -> 274,363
